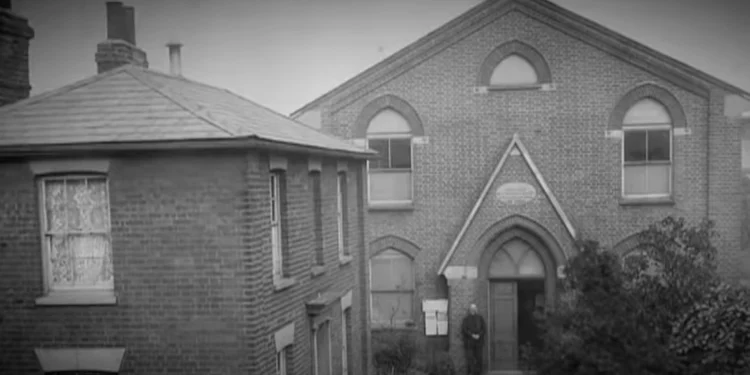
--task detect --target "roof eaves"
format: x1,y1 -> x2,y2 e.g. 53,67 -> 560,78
289,0 -> 500,117
217,84 -> 374,151
525,0 -> 750,98
291,0 -> 750,117
0,136 -> 376,160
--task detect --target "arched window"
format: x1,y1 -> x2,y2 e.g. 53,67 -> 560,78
367,109 -> 413,204
477,40 -> 552,87
622,98 -> 672,197
489,239 -> 545,278
622,248 -> 661,277
489,54 -> 539,86
370,248 -> 414,326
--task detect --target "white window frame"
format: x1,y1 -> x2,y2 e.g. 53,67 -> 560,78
368,249 -> 415,327
365,134 -> 414,205
276,345 -> 289,375
312,320 -> 333,375
621,123 -> 673,199
341,307 -> 351,375
39,175 -> 114,293
337,172 -> 346,258
270,172 -> 284,279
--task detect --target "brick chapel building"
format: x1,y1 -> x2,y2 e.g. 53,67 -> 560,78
292,0 -> 750,372
0,2 -> 372,374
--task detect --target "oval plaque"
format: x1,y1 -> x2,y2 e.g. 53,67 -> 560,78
496,182 -> 537,205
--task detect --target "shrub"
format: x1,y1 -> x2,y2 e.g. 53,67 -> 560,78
671,282 -> 750,375
423,351 -> 455,375
373,328 -> 418,375
523,216 -> 750,375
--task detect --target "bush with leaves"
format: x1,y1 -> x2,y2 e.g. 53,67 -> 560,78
373,328 -> 418,375
522,239 -> 682,375
523,217 -> 750,375
671,281 -> 750,374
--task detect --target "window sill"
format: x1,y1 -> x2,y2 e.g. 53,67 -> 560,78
368,202 -> 414,212
35,291 -> 117,306
619,196 -> 675,206
486,83 -> 543,92
339,255 -> 353,266
273,277 -> 297,292
311,265 -> 326,278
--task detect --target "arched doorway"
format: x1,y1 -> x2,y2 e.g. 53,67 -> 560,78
481,232 -> 557,372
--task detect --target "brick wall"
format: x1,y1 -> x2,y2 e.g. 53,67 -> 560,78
311,7 -> 744,368
0,149 -> 368,374
246,152 -> 367,375
0,151 -> 249,374
0,7 -> 34,106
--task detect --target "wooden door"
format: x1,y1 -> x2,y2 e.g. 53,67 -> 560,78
490,281 -> 517,371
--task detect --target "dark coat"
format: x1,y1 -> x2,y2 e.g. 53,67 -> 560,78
461,312 -> 486,349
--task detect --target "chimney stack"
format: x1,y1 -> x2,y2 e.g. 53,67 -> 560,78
95,1 -> 148,74
0,0 -> 35,107
166,42 -> 183,76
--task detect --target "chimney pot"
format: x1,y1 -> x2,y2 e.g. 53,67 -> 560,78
105,2 -> 126,41
167,42 -> 183,76
123,6 -> 135,45
97,2 -> 147,73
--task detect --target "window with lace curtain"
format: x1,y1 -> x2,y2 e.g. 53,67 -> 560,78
40,175 -> 113,293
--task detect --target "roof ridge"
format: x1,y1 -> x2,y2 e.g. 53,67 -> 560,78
124,67 -> 235,136
0,65 -> 132,114
132,66 -> 361,149
436,133 -> 577,275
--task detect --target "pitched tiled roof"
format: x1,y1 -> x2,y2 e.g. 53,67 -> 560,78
0,65 -> 371,156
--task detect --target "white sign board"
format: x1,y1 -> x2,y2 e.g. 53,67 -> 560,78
422,299 -> 448,312
423,299 -> 449,336
496,182 -> 537,205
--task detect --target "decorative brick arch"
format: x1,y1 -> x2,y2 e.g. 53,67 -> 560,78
465,215 -> 568,268
353,95 -> 425,138
477,40 -> 552,85
611,233 -> 642,256
608,83 -> 687,130
370,235 -> 421,259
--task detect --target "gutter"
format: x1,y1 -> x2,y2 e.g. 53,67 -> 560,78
0,136 -> 378,160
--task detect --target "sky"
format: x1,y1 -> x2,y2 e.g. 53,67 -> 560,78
11,0 -> 750,116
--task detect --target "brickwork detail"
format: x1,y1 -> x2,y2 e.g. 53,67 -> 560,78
313,8 -> 733,370
608,82 -> 688,130
353,94 -> 425,138
0,150 -> 368,374
370,235 -> 421,258
476,39 -> 552,85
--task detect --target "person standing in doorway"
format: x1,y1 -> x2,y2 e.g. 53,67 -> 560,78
461,303 -> 486,375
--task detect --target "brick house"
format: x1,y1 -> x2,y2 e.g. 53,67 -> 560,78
291,0 -> 750,372
0,2 -> 372,374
